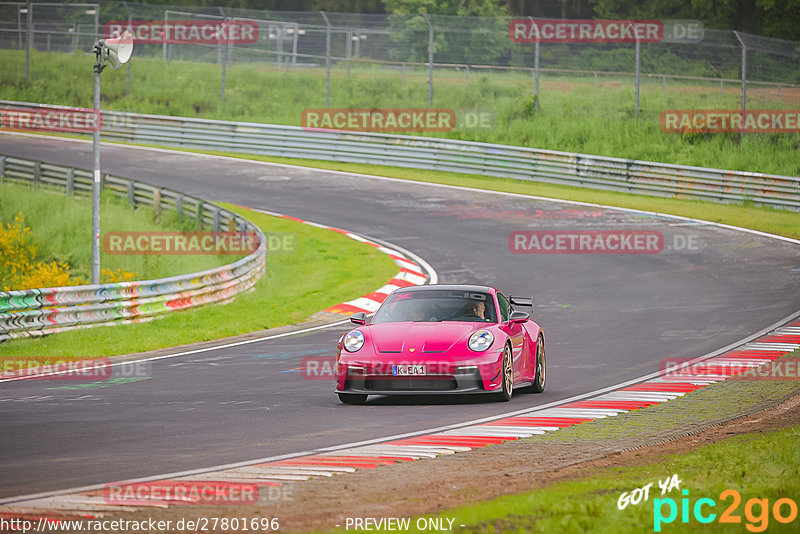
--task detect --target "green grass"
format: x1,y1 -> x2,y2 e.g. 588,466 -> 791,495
0,203 -> 398,362
1,50 -> 798,176
0,181 -> 232,284
419,426 -> 800,534
310,367 -> 800,533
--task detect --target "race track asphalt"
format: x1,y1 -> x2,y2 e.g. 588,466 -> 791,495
1,134 -> 798,499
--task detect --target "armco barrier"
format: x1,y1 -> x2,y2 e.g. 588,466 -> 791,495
2,100 -> 798,210
0,154 -> 266,342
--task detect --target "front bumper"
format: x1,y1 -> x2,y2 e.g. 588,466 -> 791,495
335,349 -> 505,395
339,367 -> 496,395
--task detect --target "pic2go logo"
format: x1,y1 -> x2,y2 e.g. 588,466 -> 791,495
654,489 -> 798,532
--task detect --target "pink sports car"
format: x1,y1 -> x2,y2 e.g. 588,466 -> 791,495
335,285 -> 546,405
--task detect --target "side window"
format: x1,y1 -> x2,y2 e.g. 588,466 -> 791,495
497,293 -> 510,323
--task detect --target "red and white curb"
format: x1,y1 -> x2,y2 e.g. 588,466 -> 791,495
254,209 -> 430,316
2,319 -> 797,517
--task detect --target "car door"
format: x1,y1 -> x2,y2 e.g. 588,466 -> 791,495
497,292 -> 525,380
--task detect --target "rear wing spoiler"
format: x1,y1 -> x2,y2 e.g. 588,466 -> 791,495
510,296 -> 533,307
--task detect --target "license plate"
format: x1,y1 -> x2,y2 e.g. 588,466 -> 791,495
392,365 -> 426,376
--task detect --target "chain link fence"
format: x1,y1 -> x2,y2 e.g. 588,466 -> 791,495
1,2 -> 799,114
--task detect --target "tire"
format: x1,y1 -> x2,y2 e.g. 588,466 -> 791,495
495,344 -> 513,402
531,335 -> 546,393
338,393 -> 367,405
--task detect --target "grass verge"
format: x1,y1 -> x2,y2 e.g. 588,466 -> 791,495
0,181 -> 233,283
429,425 -> 800,534
310,353 -> 800,534
1,50 -> 798,176
0,203 -> 398,363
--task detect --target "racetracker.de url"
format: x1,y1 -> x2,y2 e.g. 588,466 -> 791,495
0,516 -> 280,533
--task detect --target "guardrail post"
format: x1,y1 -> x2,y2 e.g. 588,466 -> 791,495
33,160 -> 40,188
530,16 -> 539,114
153,187 -> 162,220
213,209 -> 221,232
423,13 -> 434,108
25,1 -> 32,82
196,200 -> 204,229
220,15 -> 228,100
320,11 -> 331,107
66,168 -> 74,196
0,156 -> 5,182
634,23 -> 641,117
345,29 -> 352,76
176,194 -> 184,219
733,31 -> 747,138
127,181 -> 135,208
534,40 -> 540,113
123,2 -> 132,97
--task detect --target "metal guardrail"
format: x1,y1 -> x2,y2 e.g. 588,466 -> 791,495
83,108 -> 800,210
2,99 -> 798,209
0,153 -> 267,342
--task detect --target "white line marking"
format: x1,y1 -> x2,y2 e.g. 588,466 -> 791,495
438,428 -> 547,437
3,131 -> 798,245
478,425 -> 562,432
0,133 -> 797,507
0,215 -> 437,384
3,311 -> 798,506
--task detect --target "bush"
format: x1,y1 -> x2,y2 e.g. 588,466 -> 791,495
523,94 -> 539,117
0,212 -> 136,291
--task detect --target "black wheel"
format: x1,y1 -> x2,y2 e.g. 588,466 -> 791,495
495,344 -> 513,402
531,335 -> 546,393
338,393 -> 367,405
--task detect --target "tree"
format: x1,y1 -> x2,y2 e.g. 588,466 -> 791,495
383,0 -> 508,16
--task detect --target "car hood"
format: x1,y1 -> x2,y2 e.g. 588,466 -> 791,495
366,322 -> 486,353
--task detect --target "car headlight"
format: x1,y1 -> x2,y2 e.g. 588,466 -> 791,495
343,330 -> 365,352
468,330 -> 494,352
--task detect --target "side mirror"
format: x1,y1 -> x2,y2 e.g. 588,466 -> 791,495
350,312 -> 367,325
509,310 -> 529,324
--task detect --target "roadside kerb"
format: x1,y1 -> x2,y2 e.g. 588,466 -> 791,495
0,313 -> 796,516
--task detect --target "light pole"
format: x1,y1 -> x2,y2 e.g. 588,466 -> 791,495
90,31 -> 133,284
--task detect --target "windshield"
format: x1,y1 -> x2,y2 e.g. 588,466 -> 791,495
372,290 -> 496,324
